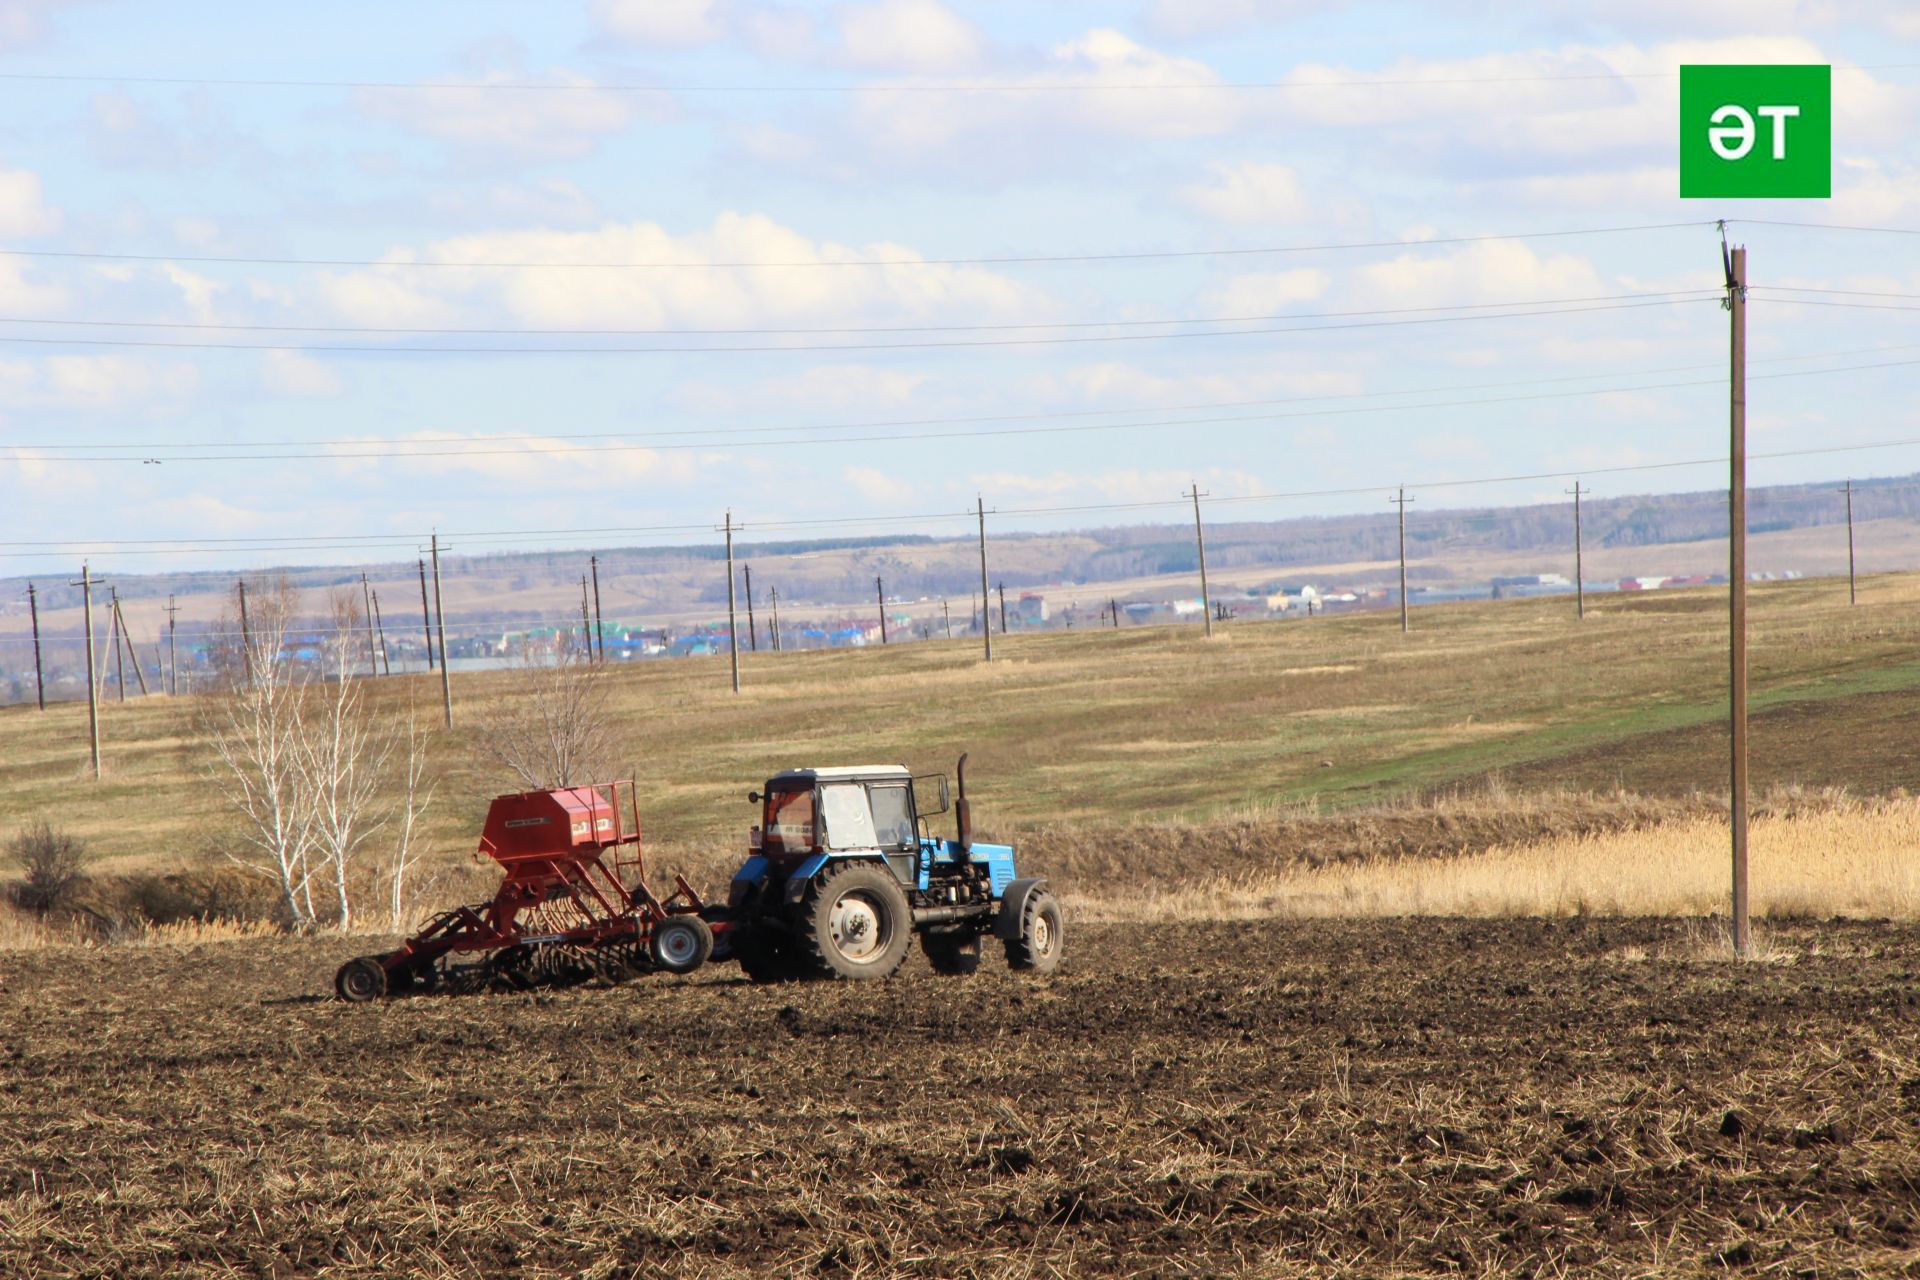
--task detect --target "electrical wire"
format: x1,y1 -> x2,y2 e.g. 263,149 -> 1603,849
0,221 -> 1715,271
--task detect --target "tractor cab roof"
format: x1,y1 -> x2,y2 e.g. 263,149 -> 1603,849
767,765 -> 911,786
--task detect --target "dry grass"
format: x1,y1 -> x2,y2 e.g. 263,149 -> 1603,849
1081,791 -> 1920,924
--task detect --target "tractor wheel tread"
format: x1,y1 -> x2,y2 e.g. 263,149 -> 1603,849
650,915 -> 715,975
1005,889 -> 1064,975
796,860 -> 912,982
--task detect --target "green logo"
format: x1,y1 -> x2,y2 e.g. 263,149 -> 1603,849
1680,65 -> 1830,198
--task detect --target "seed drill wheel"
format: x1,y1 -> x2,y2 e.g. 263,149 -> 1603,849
799,861 -> 912,981
1005,889 -> 1064,975
650,915 -> 714,975
335,956 -> 389,1002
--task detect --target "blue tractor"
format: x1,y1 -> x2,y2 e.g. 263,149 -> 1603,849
721,754 -> 1062,981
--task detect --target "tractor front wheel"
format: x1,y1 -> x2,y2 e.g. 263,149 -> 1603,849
798,862 -> 912,981
1005,889 -> 1064,975
650,915 -> 714,975
335,956 -> 389,1002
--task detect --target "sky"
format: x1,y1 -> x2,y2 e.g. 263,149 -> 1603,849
0,0 -> 1918,575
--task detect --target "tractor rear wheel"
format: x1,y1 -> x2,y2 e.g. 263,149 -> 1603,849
797,861 -> 912,981
1004,889 -> 1064,975
734,927 -> 807,983
650,915 -> 714,975
922,927 -> 982,976
335,956 -> 388,1002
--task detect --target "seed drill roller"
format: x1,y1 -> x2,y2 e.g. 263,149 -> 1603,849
333,780 -> 718,1001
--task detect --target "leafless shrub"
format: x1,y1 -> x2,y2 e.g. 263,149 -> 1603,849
9,821 -> 87,915
475,635 -> 615,789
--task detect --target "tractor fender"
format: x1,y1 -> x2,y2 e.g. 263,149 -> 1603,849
993,878 -> 1050,941
781,854 -> 834,904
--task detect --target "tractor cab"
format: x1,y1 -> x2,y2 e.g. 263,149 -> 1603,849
750,765 -> 943,886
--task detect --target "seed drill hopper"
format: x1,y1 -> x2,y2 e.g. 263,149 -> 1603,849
334,781 -> 719,1000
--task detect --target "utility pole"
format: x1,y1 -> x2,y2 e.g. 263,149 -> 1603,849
976,496 -> 993,662
70,564 -> 100,778
371,588 -> 391,675
237,579 -> 253,685
1111,597 -> 1119,629
165,594 -> 178,695
1391,487 -> 1414,634
430,534 -> 452,728
997,582 -> 1008,634
1188,482 -> 1213,637
361,572 -> 379,676
1840,479 -> 1857,605
723,511 -> 740,692
27,582 -> 44,711
580,575 -> 592,655
112,592 -> 148,696
744,564 -> 757,652
1727,240 -> 1750,957
590,554 -> 605,662
941,597 -> 952,639
1567,482 -> 1589,621
876,575 -> 888,645
769,584 -> 781,652
417,558 -> 435,671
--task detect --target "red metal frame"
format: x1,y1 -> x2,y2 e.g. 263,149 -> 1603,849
372,780 -> 720,981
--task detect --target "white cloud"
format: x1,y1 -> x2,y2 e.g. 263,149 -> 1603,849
0,166 -> 59,237
357,71 -> 657,162
161,264 -> 225,320
1179,161 -> 1311,225
672,363 -> 933,416
836,0 -> 985,72
594,0 -> 725,46
8,355 -> 203,410
0,0 -> 92,50
312,212 -> 1052,330
967,465 -> 1264,504
1141,0 -> 1331,41
261,351 -> 345,400
1029,359 -> 1366,407
1346,240 -> 1611,310
0,256 -> 65,313
324,432 -> 694,488
1200,268 -> 1332,314
843,464 -> 907,503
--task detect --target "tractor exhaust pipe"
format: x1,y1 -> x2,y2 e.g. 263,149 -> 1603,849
955,752 -> 972,859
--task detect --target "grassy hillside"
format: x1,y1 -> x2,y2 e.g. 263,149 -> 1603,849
5,568 -> 1920,885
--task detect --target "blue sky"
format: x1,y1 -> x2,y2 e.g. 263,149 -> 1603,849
1,0 -> 1917,573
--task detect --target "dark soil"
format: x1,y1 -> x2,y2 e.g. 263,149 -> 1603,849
4,919 -> 1919,1277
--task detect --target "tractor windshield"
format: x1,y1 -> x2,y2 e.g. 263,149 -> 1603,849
763,786 -> 817,854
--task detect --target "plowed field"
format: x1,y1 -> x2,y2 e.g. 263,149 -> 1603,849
5,920 -> 1920,1277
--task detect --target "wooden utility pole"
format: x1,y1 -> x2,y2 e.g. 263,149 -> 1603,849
1111,597 -> 1119,628
769,584 -> 781,652
165,594 -> 178,695
743,564 -> 757,652
580,576 -> 592,654
70,564 -> 100,778
417,558 -> 435,671
1841,480 -> 1857,605
112,592 -> 149,696
1567,482 -> 1589,621
941,597 -> 952,639
27,582 -> 44,711
723,511 -> 740,692
590,554 -> 605,662
876,575 -> 888,645
237,578 -> 253,685
997,582 -> 1008,634
1728,241 -> 1750,957
359,572 -> 379,676
106,588 -> 126,703
1391,488 -> 1414,634
430,534 -> 452,728
371,588 -> 391,675
1188,482 -> 1213,637
976,497 -> 993,662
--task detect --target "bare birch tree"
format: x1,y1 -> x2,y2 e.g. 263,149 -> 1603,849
385,700 -> 435,928
203,578 -> 320,927
301,591 -> 395,930
477,634 -> 615,789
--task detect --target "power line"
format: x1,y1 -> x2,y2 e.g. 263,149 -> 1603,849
0,65 -> 1908,93
0,288 -> 1711,337
0,221 -> 1713,271
19,337 -> 1918,455
5,434 -> 1920,565
1730,219 -> 1920,237
9,346 -> 1913,466
0,296 -> 1715,357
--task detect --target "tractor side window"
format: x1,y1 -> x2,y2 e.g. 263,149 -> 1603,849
869,784 -> 914,849
821,783 -> 879,850
764,788 -> 816,852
